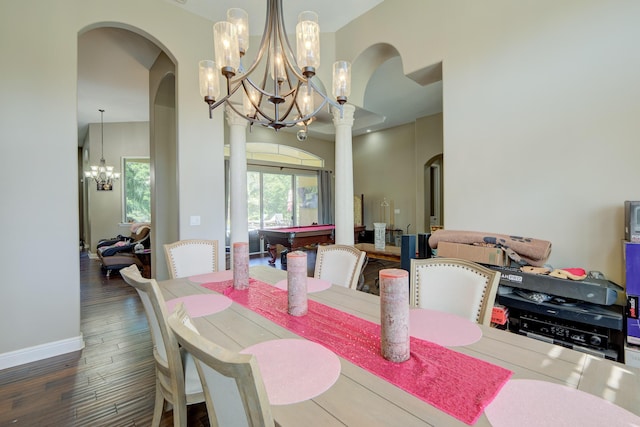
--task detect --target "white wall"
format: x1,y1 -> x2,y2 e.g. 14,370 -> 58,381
0,0 -> 224,367
354,123 -> 417,231
415,113 -> 444,234
353,114 -> 443,235
340,0 -> 640,284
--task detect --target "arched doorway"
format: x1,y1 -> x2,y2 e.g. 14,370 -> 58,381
150,69 -> 178,279
424,154 -> 443,231
78,25 -> 178,279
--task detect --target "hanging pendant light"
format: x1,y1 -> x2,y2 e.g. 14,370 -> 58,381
84,109 -> 120,191
199,0 -> 351,131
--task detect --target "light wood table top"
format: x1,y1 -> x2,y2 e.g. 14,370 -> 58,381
355,242 -> 402,262
158,266 -> 640,426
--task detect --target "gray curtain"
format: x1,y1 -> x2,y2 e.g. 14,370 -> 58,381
224,159 -> 230,247
318,170 -> 333,224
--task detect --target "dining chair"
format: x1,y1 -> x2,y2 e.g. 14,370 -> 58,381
119,265 -> 204,427
167,303 -> 275,427
163,239 -> 218,279
409,257 -> 501,326
314,244 -> 367,289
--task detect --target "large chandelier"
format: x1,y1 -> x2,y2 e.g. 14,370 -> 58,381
84,109 -> 120,191
199,0 -> 352,131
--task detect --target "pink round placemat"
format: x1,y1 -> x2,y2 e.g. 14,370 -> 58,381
485,379 -> 640,426
189,270 -> 234,283
240,339 -> 341,405
165,294 -> 232,318
409,308 -> 482,347
273,277 -> 332,293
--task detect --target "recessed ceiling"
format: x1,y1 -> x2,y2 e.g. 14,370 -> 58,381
77,1 -> 442,145
77,27 -> 160,146
169,0 -> 384,35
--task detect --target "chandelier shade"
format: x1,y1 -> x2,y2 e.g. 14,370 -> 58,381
295,11 -> 320,72
227,8 -> 249,55
84,109 -> 120,191
199,60 -> 220,101
200,0 -> 351,131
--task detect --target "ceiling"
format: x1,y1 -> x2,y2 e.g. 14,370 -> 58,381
77,0 -> 442,146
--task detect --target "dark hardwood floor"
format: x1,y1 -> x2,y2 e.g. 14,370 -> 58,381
0,249 -> 398,426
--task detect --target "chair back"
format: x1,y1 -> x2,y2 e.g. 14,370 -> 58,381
120,265 -> 203,424
409,257 -> 501,326
314,244 -> 366,289
168,303 -> 274,427
164,239 -> 219,279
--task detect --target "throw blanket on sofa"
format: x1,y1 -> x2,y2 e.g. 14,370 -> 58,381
429,230 -> 552,266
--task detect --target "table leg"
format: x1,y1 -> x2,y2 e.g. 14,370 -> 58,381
267,244 -> 277,264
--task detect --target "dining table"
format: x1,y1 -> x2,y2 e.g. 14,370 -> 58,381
159,266 -> 640,426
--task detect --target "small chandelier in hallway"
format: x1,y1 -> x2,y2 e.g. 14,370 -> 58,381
198,0 -> 352,131
85,109 -> 120,191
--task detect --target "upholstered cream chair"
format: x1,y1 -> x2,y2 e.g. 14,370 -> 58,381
314,244 -> 366,289
409,257 -> 501,326
163,239 -> 218,279
120,265 -> 204,426
167,303 -> 274,427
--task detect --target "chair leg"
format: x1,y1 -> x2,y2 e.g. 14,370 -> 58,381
151,381 -> 164,427
357,256 -> 369,291
172,396 -> 187,427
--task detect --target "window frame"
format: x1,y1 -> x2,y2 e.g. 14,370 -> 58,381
121,156 -> 151,223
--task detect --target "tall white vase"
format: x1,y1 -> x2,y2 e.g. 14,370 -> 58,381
374,222 -> 386,250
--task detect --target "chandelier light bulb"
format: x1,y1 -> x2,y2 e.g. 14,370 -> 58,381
199,60 -> 220,103
296,11 -> 320,76
332,61 -> 351,104
243,85 -> 259,117
270,44 -> 286,84
213,21 -> 239,77
227,8 -> 249,56
299,83 -> 314,117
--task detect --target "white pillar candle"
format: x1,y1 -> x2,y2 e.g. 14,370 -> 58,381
287,251 -> 308,316
233,242 -> 249,290
379,268 -> 410,362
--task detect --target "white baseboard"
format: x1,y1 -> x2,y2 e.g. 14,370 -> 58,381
0,335 -> 85,370
87,251 -> 98,259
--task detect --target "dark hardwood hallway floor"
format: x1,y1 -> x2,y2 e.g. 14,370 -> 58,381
0,252 -> 209,427
0,250 -> 398,426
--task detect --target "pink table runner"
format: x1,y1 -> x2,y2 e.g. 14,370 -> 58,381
240,339 -> 341,405
202,279 -> 512,425
274,277 -> 332,293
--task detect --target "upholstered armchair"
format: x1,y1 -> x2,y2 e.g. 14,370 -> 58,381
97,223 -> 151,257
97,223 -> 151,277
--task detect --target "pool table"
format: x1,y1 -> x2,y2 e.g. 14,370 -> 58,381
259,224 -> 334,264
259,224 -> 365,264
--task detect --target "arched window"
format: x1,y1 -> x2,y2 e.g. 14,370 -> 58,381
224,142 -> 324,168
